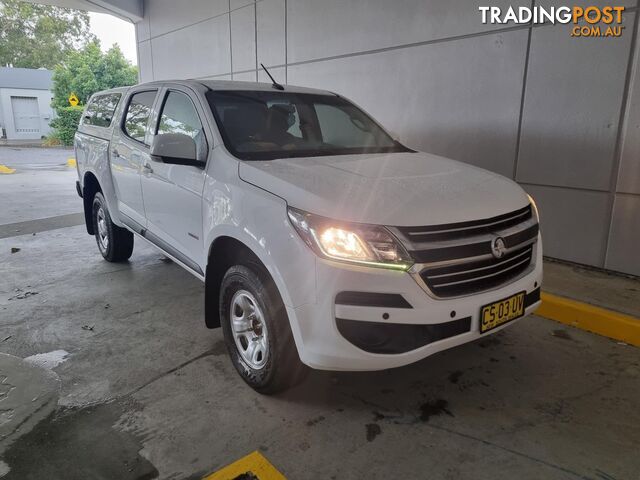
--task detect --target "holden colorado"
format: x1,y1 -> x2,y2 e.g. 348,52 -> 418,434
74,79 -> 542,393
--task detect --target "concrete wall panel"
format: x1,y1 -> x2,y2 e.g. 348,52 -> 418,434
289,30 -> 528,177
136,2 -> 640,275
231,0 -> 254,11
605,194 -> 640,276
136,14 -> 150,41
150,15 -> 231,80
257,0 -> 286,68
231,4 -> 257,73
523,184 -> 610,267
286,0 -> 529,64
146,0 -> 228,38
257,66 -> 285,84
617,30 -> 640,195
516,17 -> 634,191
137,40 -> 153,82
537,0 -> 636,8
233,71 -> 258,82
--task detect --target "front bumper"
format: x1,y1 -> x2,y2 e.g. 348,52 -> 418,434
287,233 -> 543,371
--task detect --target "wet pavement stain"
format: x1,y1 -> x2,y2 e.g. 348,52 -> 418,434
365,423 -> 382,442
448,371 -> 463,384
552,329 -> 573,341
1,401 -> 158,480
210,340 -> 229,357
306,415 -> 325,427
477,336 -> 501,348
372,411 -> 385,421
420,399 -> 453,422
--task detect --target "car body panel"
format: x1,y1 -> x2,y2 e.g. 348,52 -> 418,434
140,85 -> 208,267
75,86 -> 130,228
238,152 -> 529,226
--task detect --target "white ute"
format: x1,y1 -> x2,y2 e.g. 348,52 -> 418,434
74,79 -> 543,393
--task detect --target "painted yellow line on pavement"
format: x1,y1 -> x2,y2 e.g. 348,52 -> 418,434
203,451 -> 286,480
538,292 -> 640,347
0,165 -> 16,174
67,158 -> 77,167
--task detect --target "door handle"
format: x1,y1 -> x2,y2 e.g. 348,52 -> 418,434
112,149 -> 120,158
143,163 -> 153,174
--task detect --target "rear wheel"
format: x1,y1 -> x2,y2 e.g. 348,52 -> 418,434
220,264 -> 307,394
92,192 -> 134,262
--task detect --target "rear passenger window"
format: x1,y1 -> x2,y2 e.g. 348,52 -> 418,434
123,91 -> 157,144
83,93 -> 121,128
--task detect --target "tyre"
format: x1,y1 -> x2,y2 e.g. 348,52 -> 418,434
220,263 -> 307,394
92,192 -> 134,262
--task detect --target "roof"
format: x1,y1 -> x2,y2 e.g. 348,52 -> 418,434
88,80 -> 335,100
133,79 -> 332,95
196,80 -> 332,95
0,67 -> 53,91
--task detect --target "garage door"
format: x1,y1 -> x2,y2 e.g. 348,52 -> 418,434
11,96 -> 40,134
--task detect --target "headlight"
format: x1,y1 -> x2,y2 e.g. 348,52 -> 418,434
527,194 -> 540,221
287,207 -> 413,270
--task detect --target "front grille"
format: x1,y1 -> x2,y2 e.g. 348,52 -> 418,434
419,244 -> 534,297
392,205 -> 538,298
400,205 -> 532,243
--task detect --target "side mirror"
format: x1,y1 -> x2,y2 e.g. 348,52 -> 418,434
150,133 -> 204,167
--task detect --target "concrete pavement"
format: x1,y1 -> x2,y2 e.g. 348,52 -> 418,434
0,147 -> 639,480
0,147 -> 80,225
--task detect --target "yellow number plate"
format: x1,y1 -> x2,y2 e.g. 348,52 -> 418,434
480,291 -> 525,333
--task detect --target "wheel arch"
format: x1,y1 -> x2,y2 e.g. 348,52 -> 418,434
205,235 -> 282,329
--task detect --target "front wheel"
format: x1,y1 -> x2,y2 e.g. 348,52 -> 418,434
92,192 -> 134,262
220,264 -> 307,394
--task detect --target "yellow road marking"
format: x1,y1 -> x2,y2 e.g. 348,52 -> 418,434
67,158 -> 77,167
538,292 -> 640,346
203,451 -> 286,480
0,165 -> 16,174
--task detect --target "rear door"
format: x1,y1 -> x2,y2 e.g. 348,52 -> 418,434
110,89 -> 159,228
76,92 -> 123,189
140,86 -> 208,272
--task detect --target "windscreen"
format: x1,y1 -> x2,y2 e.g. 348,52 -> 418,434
206,90 -> 410,160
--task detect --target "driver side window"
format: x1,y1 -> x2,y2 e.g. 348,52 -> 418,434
157,91 -> 207,159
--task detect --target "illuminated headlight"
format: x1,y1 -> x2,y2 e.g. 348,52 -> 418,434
287,207 -> 413,270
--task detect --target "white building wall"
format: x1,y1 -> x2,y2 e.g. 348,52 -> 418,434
134,0 -> 640,276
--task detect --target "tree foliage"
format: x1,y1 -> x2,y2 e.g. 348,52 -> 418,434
0,0 -> 95,69
49,106 -> 83,146
50,42 -> 137,143
52,41 -> 137,109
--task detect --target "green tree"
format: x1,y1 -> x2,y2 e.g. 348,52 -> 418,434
0,0 -> 95,69
51,41 -> 138,110
50,41 -> 137,144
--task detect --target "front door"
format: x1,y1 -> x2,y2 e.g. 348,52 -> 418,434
110,89 -> 158,227
140,88 -> 208,272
